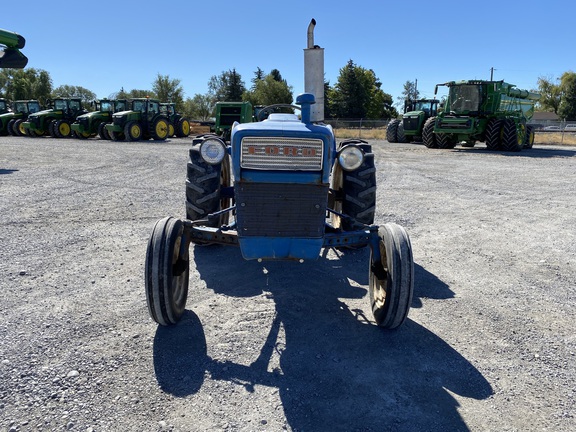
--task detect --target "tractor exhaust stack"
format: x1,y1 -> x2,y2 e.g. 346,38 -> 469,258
304,19 -> 324,122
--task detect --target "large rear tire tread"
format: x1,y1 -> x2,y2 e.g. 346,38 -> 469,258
422,117 -> 438,148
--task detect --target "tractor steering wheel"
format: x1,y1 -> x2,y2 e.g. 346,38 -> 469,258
256,104 -> 301,121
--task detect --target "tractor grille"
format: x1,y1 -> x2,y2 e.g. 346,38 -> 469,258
241,137 -> 323,171
235,182 -> 328,237
439,118 -> 472,129
403,116 -> 419,131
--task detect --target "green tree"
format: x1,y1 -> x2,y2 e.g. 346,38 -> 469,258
0,68 -> 52,104
396,80 -> 420,111
185,93 -> 214,121
251,67 -> 265,90
243,72 -> 293,107
328,60 -> 396,119
208,69 -> 246,102
152,73 -> 185,111
536,75 -> 562,114
558,71 -> 576,120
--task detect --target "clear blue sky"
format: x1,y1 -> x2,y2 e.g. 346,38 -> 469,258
4,0 -> 575,107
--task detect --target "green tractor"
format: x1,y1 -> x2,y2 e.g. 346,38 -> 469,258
0,98 -> 10,115
212,101 -> 254,141
423,80 -> 540,151
71,99 -> 128,139
105,97 -> 170,142
160,102 -> 191,138
22,97 -> 87,138
0,100 -> 41,136
386,98 -> 440,143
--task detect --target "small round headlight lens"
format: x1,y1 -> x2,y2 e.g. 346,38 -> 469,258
338,145 -> 364,171
200,139 -> 226,165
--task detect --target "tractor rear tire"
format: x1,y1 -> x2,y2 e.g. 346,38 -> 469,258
151,118 -> 169,141
386,119 -> 400,143
48,120 -> 57,137
369,223 -> 414,329
145,216 -> 190,326
14,119 -> 26,136
422,117 -> 438,148
185,144 -> 231,228
485,118 -> 503,150
501,119 -> 522,152
176,118 -> 191,137
332,143 -> 376,231
396,121 -> 407,143
7,119 -> 17,136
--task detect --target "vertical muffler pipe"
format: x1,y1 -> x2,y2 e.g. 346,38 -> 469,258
304,18 -> 324,122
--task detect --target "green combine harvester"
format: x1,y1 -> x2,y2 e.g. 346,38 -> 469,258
0,28 -> 28,68
423,80 -> 540,152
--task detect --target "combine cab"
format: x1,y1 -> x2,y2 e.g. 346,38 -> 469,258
387,98 -> 440,143
424,80 -> 540,151
144,20 -> 415,332
22,98 -> 87,137
71,99 -> 128,139
0,100 -> 41,136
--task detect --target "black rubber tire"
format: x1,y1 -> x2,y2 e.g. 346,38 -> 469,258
145,217 -> 190,326
369,223 -> 414,329
7,119 -> 16,136
339,144 -> 376,230
396,121 -> 406,143
48,120 -> 57,137
185,144 -> 231,227
151,118 -> 169,141
386,119 -> 399,143
422,117 -> 438,148
110,130 -> 124,141
524,125 -> 534,149
485,118 -> 502,150
98,122 -> 109,140
176,118 -> 191,137
124,121 -> 142,141
55,120 -> 72,138
501,119 -> 522,152
437,133 -> 457,149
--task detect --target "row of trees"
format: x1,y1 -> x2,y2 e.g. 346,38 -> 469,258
0,60 -> 399,121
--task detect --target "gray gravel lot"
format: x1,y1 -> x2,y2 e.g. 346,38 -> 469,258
1,135 -> 575,432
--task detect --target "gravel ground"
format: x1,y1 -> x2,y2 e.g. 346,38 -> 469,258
0,135 -> 575,432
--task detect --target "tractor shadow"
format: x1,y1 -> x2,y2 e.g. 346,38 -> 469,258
0,168 -> 18,175
451,145 -> 576,158
153,245 -> 492,431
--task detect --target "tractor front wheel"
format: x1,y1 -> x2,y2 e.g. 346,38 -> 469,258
176,118 -> 191,137
124,121 -> 142,141
369,223 -> 414,329
386,119 -> 400,143
55,120 -> 72,138
98,122 -> 110,140
145,216 -> 190,326
151,118 -> 169,140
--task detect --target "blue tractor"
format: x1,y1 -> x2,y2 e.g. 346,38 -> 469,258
145,94 -> 414,330
144,20 -> 414,330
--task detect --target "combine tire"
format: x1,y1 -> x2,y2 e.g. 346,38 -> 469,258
386,119 -> 400,143
176,118 -> 191,137
185,144 -> 231,228
151,118 -> 169,141
485,118 -> 502,150
145,216 -> 190,326
422,117 -> 438,148
331,142 -> 376,231
524,125 -> 535,149
437,133 -> 457,149
369,223 -> 414,329
501,119 -> 522,152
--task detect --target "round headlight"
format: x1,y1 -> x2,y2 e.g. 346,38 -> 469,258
200,138 -> 227,165
338,145 -> 364,171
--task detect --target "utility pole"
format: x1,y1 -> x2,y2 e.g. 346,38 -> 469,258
490,67 -> 496,80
